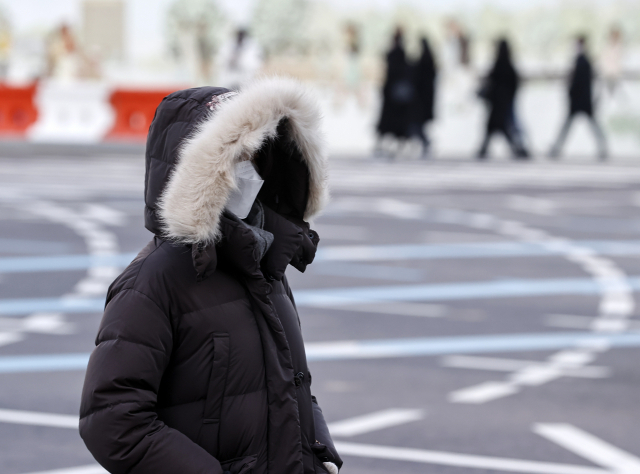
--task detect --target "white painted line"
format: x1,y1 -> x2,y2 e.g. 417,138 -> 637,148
534,424 -> 640,473
334,441 -> 609,474
509,365 -> 564,386
313,224 -> 368,241
443,355 -> 537,372
332,302 -> 447,318
442,356 -> 610,379
449,381 -> 519,404
0,332 -> 24,347
327,409 -> 424,437
21,465 -> 107,474
0,408 -> 78,429
545,314 -> 598,330
507,195 -> 557,216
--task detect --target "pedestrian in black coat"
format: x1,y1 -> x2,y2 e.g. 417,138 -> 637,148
79,78 -> 342,474
550,35 -> 607,160
376,28 -> 413,155
408,37 -> 437,158
477,39 -> 529,159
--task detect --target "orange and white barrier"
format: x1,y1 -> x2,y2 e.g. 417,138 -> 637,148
28,81 -> 114,143
106,89 -> 179,141
0,81 -> 183,143
0,83 -> 38,137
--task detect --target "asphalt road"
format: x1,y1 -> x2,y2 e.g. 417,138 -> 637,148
0,149 -> 639,474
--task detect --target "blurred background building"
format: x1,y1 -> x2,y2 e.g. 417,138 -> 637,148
0,0 -> 639,156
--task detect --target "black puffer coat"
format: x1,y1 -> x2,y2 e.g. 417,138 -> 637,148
569,52 -> 593,115
79,78 -> 342,474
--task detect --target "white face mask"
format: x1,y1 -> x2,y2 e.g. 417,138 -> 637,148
226,161 -> 264,219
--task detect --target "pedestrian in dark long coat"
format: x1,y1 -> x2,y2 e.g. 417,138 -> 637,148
376,28 -> 413,146
477,39 -> 529,159
79,78 -> 342,474
549,35 -> 607,160
408,37 -> 437,158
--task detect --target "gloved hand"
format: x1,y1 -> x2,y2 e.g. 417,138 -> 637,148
323,462 -> 339,474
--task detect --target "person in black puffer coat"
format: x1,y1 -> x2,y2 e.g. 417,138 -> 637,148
477,38 -> 529,159
549,35 -> 607,160
79,77 -> 342,474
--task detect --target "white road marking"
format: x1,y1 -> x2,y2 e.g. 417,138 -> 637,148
327,409 -> 424,437
449,381 -> 520,404
546,314 -> 640,332
0,332 -> 24,347
534,424 -> 640,473
333,441 -> 609,474
507,195 -> 557,216
0,313 -> 74,335
324,197 -> 636,403
21,465 -> 107,474
0,408 -> 78,429
0,200 -> 123,348
442,355 -> 610,378
330,302 -> 447,318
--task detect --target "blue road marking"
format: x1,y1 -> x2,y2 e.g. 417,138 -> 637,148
306,332 -> 640,361
0,297 -> 105,316
0,353 -> 90,373
2,240 -> 640,274
2,332 -> 640,373
0,253 -> 136,273
3,276 -> 640,316
294,276 -> 640,307
314,240 -> 640,262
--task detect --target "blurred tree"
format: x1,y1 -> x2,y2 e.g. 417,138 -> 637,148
166,0 -> 225,84
252,0 -> 309,58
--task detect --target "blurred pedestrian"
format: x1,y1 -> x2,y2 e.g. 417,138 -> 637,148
0,14 -> 10,81
443,20 -> 471,70
79,78 -> 342,474
217,28 -> 263,90
375,28 -> 413,158
477,39 -> 529,160
549,35 -> 607,160
600,26 -> 623,95
408,37 -> 437,158
343,23 -> 365,108
46,24 -> 79,80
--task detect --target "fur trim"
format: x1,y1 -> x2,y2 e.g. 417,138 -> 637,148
158,77 -> 328,244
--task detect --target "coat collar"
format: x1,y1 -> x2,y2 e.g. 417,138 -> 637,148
192,204 -> 318,283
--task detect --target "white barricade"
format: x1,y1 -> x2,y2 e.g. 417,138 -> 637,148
27,81 -> 114,143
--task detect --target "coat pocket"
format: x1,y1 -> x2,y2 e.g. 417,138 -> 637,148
221,454 -> 258,474
313,455 -> 330,474
198,333 -> 230,455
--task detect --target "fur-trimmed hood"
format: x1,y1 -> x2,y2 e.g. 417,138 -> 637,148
143,77 -> 328,244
